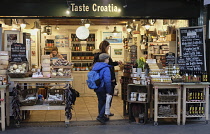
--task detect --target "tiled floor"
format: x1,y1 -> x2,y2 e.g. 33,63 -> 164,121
25,96 -> 125,122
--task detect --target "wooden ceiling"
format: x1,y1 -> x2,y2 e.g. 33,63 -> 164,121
39,19 -> 133,25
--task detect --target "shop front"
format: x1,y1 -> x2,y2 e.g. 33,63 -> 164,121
0,0 -> 208,131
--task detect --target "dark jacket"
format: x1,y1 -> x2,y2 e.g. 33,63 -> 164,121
91,62 -> 112,94
93,49 -> 118,86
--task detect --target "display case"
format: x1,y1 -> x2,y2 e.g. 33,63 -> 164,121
153,83 -> 181,125
182,83 -> 209,125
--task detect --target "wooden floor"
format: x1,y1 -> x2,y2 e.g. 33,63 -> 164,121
25,96 -> 125,122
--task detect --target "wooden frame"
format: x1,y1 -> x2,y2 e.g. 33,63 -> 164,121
4,30 -> 20,51
102,32 -> 122,44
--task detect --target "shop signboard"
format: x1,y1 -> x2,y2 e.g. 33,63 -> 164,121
179,26 -> 206,71
11,43 -> 27,62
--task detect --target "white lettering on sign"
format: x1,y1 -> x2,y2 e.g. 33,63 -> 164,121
70,3 -> 119,12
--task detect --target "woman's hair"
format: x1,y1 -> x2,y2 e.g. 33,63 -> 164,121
51,47 -> 58,52
99,40 -> 110,53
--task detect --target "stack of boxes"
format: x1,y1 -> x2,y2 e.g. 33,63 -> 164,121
0,51 -> 9,85
41,55 -> 51,78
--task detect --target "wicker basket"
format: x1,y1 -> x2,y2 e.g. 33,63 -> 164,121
47,89 -> 65,105
158,105 -> 174,116
7,61 -> 30,78
19,88 -> 38,106
158,95 -> 177,102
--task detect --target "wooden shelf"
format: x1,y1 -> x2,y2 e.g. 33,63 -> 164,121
20,105 -> 65,110
186,115 -> 205,118
157,115 -> 178,118
71,51 -> 93,52
52,66 -> 73,69
186,101 -> 206,103
71,60 -> 93,62
127,100 -> 148,104
157,102 -> 178,104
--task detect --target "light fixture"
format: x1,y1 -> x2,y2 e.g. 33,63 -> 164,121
55,25 -> 60,30
112,26 -> 119,34
31,21 -> 41,31
18,19 -> 29,29
142,20 -> 151,30
84,19 -> 91,28
42,25 -> 52,35
126,21 -> 133,32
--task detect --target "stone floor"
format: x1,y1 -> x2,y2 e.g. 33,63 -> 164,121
25,96 -> 125,122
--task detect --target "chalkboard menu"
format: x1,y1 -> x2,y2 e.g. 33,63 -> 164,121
177,56 -> 186,70
11,43 -> 27,62
179,26 -> 206,71
165,52 -> 175,66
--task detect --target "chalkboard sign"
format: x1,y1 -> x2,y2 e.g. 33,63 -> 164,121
177,56 -> 186,70
11,43 -> 27,62
165,52 -> 175,66
179,26 -> 206,71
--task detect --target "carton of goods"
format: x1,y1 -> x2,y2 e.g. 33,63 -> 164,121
0,51 -> 8,56
42,66 -> 51,72
0,60 -> 9,65
43,72 -> 51,78
0,65 -> 8,70
0,56 -> 9,60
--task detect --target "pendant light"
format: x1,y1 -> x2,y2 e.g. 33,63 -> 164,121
31,20 -> 41,31
84,19 -> 91,29
143,19 -> 151,30
42,25 -> 52,35
126,21 -> 133,32
18,19 -> 29,29
112,26 -> 119,35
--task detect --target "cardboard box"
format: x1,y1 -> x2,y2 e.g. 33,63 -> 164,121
0,65 -> 8,70
0,56 -> 9,60
0,60 -> 9,65
0,70 -> 7,75
43,72 -> 51,78
166,34 -> 176,41
42,67 -> 51,72
0,51 -> 9,56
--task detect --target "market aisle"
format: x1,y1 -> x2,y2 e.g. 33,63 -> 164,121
25,96 -> 125,122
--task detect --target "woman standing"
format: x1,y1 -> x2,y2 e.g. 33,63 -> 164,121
93,40 -> 121,117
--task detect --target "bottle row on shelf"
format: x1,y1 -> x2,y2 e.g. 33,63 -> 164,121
71,34 -> 95,42
71,52 -> 94,60
73,63 -> 93,71
180,70 -> 208,82
72,44 -> 95,51
187,104 -> 205,115
187,90 -> 204,101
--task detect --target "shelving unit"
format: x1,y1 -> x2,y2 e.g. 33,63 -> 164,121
153,83 -> 181,125
9,77 -> 73,126
127,84 -> 151,124
182,83 -> 210,125
147,41 -> 176,66
70,33 -> 96,70
0,85 -> 7,131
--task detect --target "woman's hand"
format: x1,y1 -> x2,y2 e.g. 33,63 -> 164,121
118,60 -> 123,65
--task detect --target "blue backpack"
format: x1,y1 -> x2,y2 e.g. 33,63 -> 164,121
86,69 -> 104,89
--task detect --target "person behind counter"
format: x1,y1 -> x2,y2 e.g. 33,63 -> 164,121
50,47 -> 63,59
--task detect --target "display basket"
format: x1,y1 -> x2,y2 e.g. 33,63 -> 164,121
158,95 -> 177,102
7,61 -> 30,78
158,106 -> 174,116
19,88 -> 38,106
172,78 -> 183,83
47,89 -> 65,106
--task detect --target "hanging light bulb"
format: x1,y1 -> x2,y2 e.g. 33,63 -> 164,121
42,25 -> 52,35
84,19 -> 91,28
31,21 -> 41,31
55,25 -> 60,30
126,21 -> 133,32
144,20 -> 151,30
112,26 -> 119,35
